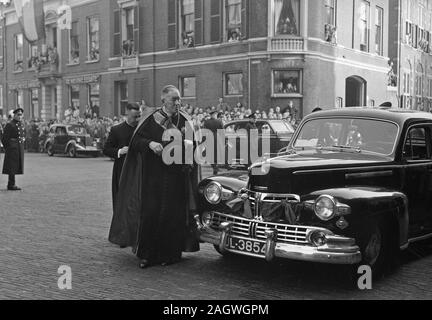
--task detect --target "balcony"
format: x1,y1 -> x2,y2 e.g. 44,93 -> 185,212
268,37 -> 305,52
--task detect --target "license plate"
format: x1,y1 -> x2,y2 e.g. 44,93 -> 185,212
227,237 -> 266,256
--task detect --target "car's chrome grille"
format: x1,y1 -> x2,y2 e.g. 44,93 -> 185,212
85,137 -> 92,146
210,213 -> 309,245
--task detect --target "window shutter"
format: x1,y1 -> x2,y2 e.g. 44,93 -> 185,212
168,0 -> 177,49
113,9 -> 121,56
210,0 -> 221,43
134,7 -> 140,53
139,4 -> 146,53
241,0 -> 248,39
194,0 -> 203,46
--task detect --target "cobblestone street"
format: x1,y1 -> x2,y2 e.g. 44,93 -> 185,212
0,153 -> 432,300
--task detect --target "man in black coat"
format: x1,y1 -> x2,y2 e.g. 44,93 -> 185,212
203,110 -> 223,175
103,102 -> 141,211
1,108 -> 25,191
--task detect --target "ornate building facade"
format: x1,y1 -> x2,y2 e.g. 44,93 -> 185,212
0,0 -> 392,120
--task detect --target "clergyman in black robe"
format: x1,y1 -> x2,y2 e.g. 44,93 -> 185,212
103,102 -> 141,211
108,85 -> 200,268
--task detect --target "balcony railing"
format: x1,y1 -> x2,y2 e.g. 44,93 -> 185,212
269,38 -> 305,51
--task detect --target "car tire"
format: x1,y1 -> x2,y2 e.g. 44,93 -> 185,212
68,146 -> 77,158
356,217 -> 398,279
47,144 -> 54,157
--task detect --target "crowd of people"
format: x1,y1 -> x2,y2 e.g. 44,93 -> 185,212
0,99 -> 299,153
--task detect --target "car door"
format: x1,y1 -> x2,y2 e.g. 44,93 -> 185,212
402,124 -> 432,236
54,127 -> 68,153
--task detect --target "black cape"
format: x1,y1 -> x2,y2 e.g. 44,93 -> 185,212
108,109 -> 201,254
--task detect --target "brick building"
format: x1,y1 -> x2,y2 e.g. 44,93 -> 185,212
0,0 -> 393,120
389,0 -> 432,111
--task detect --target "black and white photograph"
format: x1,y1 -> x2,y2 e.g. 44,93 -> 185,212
0,0 -> 432,305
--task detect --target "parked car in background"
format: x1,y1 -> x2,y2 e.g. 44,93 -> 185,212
195,107 -> 432,277
224,119 -> 295,168
44,124 -> 102,158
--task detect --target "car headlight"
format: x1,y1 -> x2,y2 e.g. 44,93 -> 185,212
76,138 -> 81,143
204,182 -> 222,204
314,195 -> 336,221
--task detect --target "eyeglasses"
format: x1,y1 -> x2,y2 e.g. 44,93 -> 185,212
16,113 -> 23,116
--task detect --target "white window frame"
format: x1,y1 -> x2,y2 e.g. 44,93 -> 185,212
14,34 -> 23,72
87,16 -> 100,62
223,72 -> 244,97
271,69 -> 303,98
359,0 -> 370,53
68,21 -> 80,65
224,0 -> 242,42
180,76 -> 196,98
375,6 -> 383,55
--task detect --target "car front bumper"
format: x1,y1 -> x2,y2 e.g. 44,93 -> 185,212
195,214 -> 362,265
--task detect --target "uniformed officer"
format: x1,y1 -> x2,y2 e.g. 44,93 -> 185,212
1,108 -> 25,191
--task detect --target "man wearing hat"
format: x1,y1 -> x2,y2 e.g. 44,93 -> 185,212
203,110 -> 223,175
1,108 -> 25,191
103,102 -> 141,212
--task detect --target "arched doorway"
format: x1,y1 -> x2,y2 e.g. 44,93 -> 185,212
345,76 -> 367,107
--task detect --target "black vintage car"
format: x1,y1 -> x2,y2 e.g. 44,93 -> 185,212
224,119 -> 295,167
195,107 -> 432,275
44,124 -> 102,157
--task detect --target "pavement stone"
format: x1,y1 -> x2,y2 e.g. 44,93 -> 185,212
0,153 -> 432,300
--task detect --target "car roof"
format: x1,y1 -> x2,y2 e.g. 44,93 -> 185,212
224,119 -> 286,126
304,107 -> 432,126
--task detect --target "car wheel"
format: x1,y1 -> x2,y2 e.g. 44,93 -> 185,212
47,144 -> 54,157
357,218 -> 397,278
68,146 -> 77,158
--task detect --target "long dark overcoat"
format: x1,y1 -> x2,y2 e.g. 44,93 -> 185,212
108,109 -> 201,254
2,120 -> 25,175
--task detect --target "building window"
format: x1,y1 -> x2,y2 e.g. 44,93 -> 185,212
88,83 -> 100,117
0,85 -> 3,115
226,0 -> 242,42
375,6 -> 383,55
359,0 -> 370,52
224,73 -> 243,96
69,22 -> 79,64
274,0 -> 300,36
122,7 -> 137,56
273,70 -> 301,95
87,16 -> 100,61
28,44 -> 38,69
31,89 -> 39,119
324,0 -> 337,43
180,0 -> 194,48
70,85 -> 80,109
180,76 -> 196,98
17,90 -> 24,109
14,34 -> 23,72
116,81 -> 128,115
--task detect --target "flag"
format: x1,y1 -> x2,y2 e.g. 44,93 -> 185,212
14,0 -> 45,43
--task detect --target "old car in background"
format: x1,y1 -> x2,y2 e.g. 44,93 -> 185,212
44,124 -> 102,158
224,119 -> 295,168
195,107 -> 432,276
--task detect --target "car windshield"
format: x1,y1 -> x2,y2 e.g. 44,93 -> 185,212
293,118 -> 399,155
67,125 -> 87,135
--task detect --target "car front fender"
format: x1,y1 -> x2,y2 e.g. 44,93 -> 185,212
304,187 -> 409,248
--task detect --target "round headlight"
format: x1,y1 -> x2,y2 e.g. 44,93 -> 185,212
201,212 -> 214,227
204,182 -> 222,204
76,138 -> 82,143
314,195 -> 336,221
